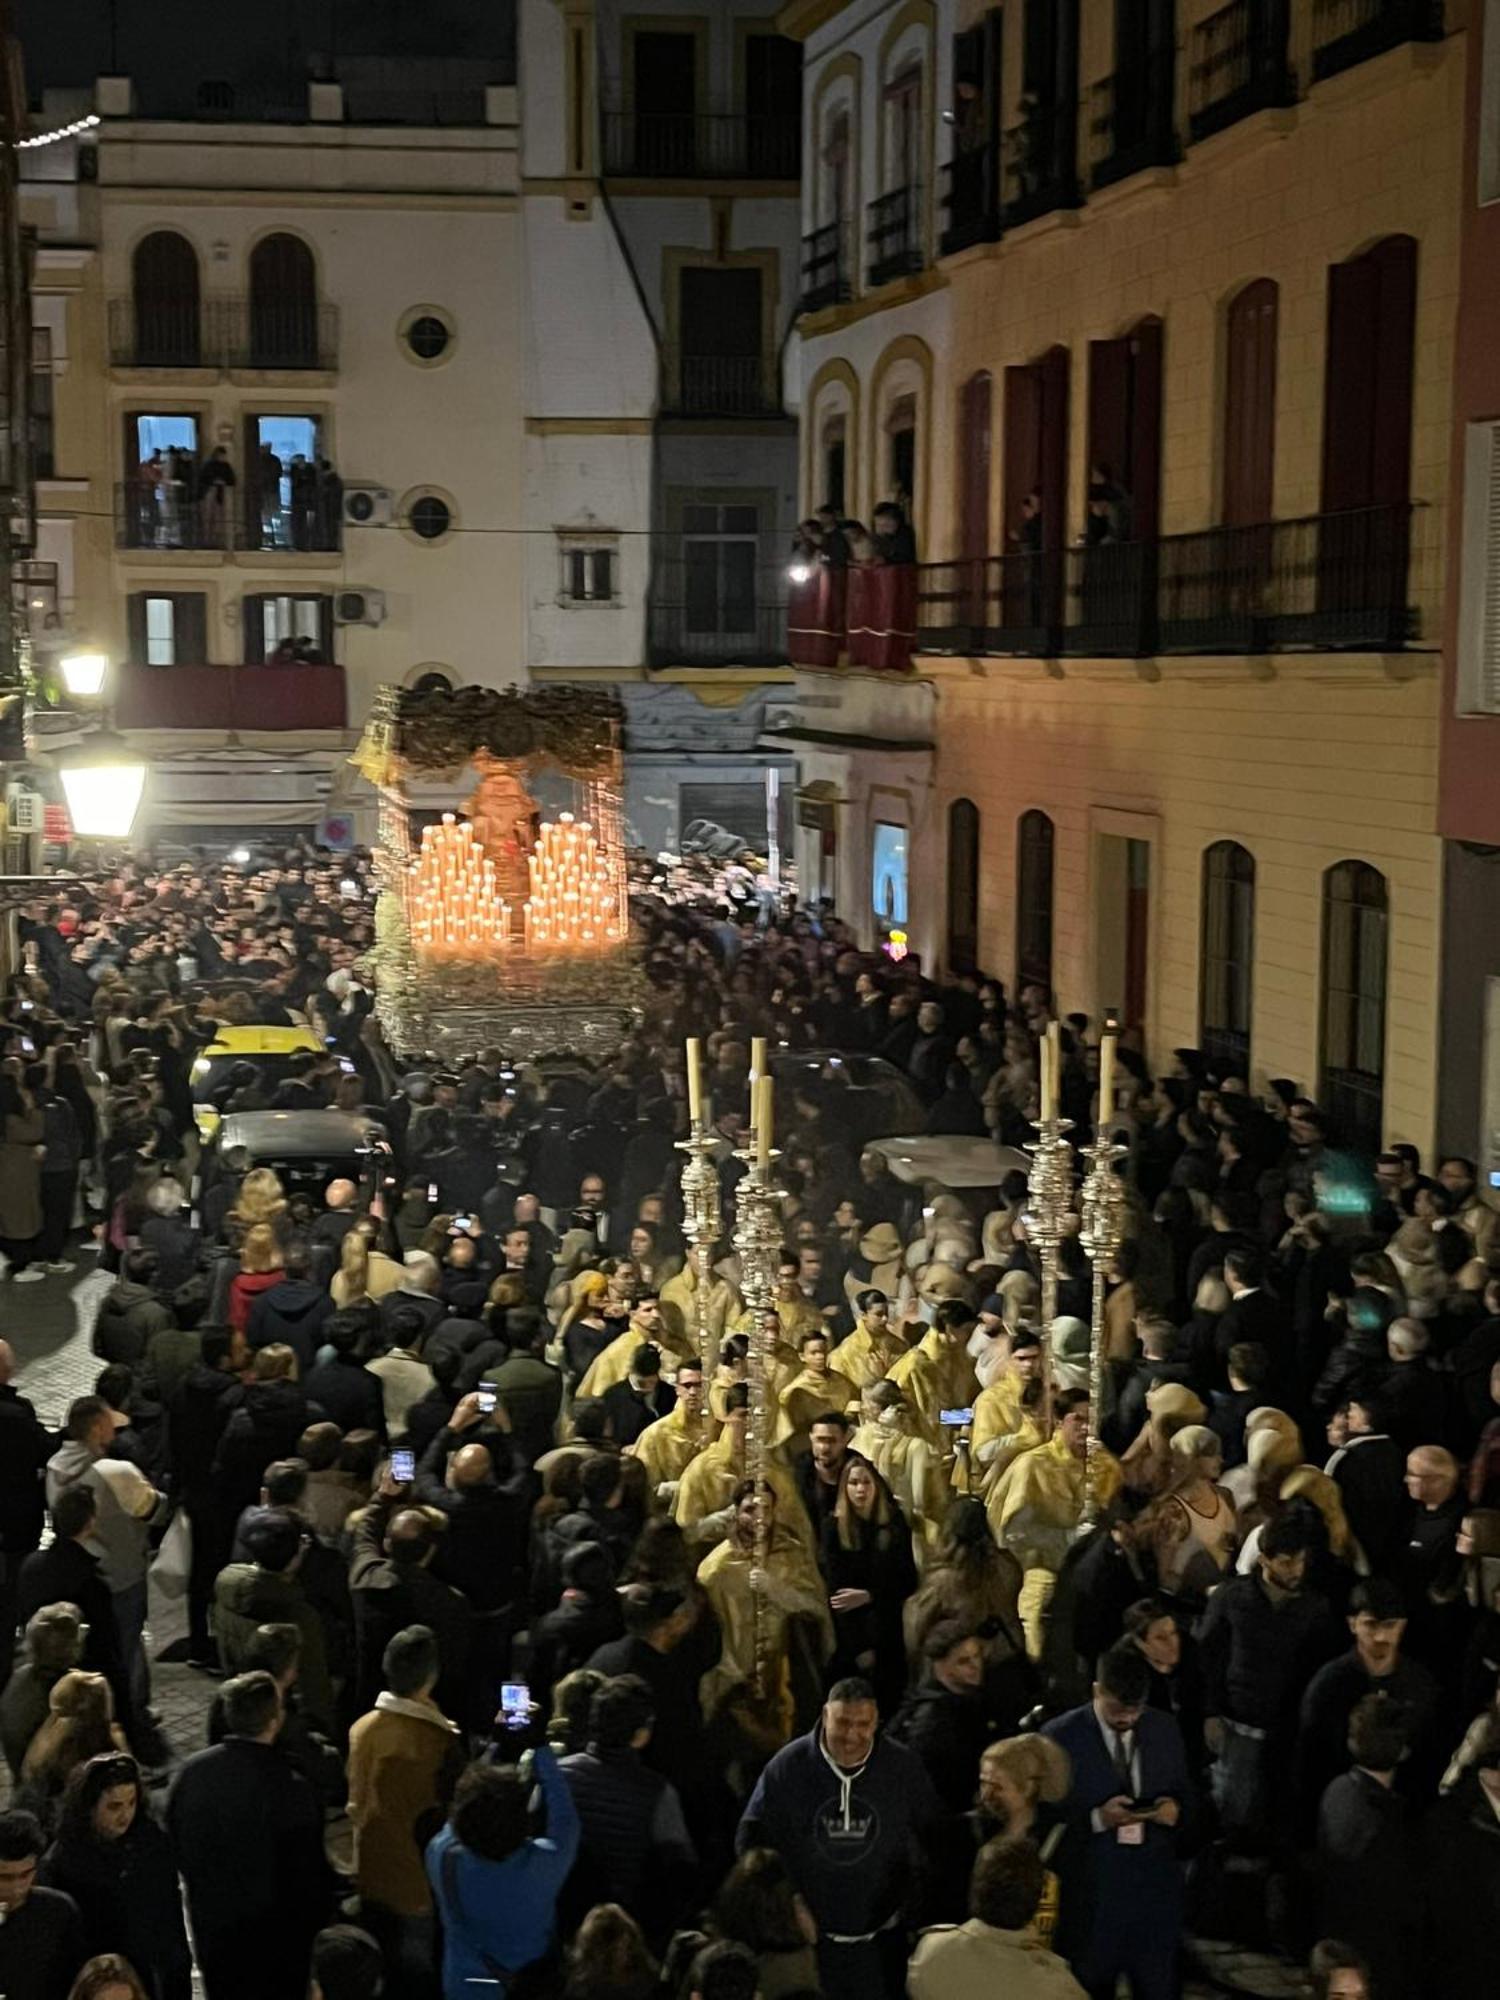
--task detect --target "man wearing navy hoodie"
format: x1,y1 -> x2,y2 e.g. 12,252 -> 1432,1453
738,1677 -> 942,2000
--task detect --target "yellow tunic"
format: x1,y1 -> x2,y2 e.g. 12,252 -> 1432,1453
775,1365 -> 859,1447
888,1329 -> 980,1447
628,1405 -> 711,1491
731,1291 -> 825,1344
828,1320 -> 910,1391
989,1432 -> 1124,1655
672,1431 -> 813,1552
695,1525 -> 833,1735
576,1315 -> 697,1399
659,1266 -> 740,1362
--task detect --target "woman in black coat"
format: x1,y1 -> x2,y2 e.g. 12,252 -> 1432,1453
41,1751 -> 192,2000
818,1457 -> 918,1713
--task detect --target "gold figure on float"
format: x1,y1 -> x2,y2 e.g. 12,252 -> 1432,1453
464,753 -> 539,910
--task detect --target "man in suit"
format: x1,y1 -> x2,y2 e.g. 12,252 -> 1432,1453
1217,1247 -> 1294,1404
1042,1641 -> 1192,2000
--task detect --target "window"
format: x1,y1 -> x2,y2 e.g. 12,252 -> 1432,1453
131,231 -> 201,366
559,539 -> 619,605
822,419 -> 847,515
126,592 -> 208,666
744,33 -> 802,176
884,66 -> 922,193
1222,280 -> 1278,528
887,396 -> 916,512
243,592 -> 334,664
1320,860 -> 1388,1157
403,313 -> 452,364
248,234 -> 319,368
31,327 -> 54,480
1199,841 -> 1255,1076
872,821 -> 909,929
822,110 -> 852,227
632,29 -> 698,172
1015,808 -> 1055,995
1457,419 -> 1500,713
947,798 -> 981,971
408,495 -> 452,541
683,503 -> 760,635
244,414 -> 333,552
676,267 -> 764,414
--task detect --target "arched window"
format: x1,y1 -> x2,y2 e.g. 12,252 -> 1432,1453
249,234 -> 319,368
1015,809 -> 1055,997
947,798 -> 981,972
1200,841 -> 1255,1077
132,231 -> 200,366
1320,860 -> 1388,1156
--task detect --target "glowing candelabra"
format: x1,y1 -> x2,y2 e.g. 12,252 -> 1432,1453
523,812 -> 627,955
406,813 -> 510,960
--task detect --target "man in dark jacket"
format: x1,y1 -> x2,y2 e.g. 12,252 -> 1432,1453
529,1542 -> 622,1706
558,1673 -> 695,1942
886,1620 -> 1008,1814
0,1807 -> 86,2000
587,1583 -> 716,1809
14,1484 -> 127,1719
1325,1389 -> 1407,1573
484,1309 -> 564,1465
246,1241 -> 335,1372
91,1249 -> 174,1365
166,1327 -> 248,1665
412,1402 -> 529,1613
1316,1694 -> 1421,2000
212,1507 -> 334,1729
212,1364 -> 321,1519
168,1670 -> 336,2000
0,1341 -> 50,1690
599,1342 -> 675,1451
348,1490 -> 472,1719
1424,1717 -> 1500,1997
739,1678 -> 943,2000
302,1311 -> 386,1439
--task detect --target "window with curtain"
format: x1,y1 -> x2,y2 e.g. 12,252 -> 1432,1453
1015,808 -> 1054,995
1199,840 -> 1255,1076
947,798 -> 981,971
1320,859 -> 1388,1156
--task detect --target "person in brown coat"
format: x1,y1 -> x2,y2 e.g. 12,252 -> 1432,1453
346,1624 -> 465,1984
0,1073 -> 46,1282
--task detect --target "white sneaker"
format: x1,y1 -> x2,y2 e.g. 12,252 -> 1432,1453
44,1260 -> 76,1273
11,1267 -> 46,1283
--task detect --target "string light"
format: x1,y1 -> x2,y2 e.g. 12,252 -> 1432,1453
17,113 -> 101,150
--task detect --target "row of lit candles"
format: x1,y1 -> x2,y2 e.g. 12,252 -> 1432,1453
408,817 -> 512,960
1037,1019 -> 1116,1121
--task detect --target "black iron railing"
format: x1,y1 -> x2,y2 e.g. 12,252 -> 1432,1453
647,585 -> 789,668
940,144 -> 1002,254
108,296 -> 339,370
1188,0 -> 1296,142
1311,0 -> 1443,83
115,480 -> 343,554
801,220 -> 853,312
1000,106 -> 1079,226
915,502 -> 1433,658
1087,65 -> 1179,189
602,109 -> 800,178
662,351 -> 778,417
866,183 -> 925,286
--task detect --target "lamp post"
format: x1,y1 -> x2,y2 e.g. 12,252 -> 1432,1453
59,650 -> 109,700
50,650 -> 147,843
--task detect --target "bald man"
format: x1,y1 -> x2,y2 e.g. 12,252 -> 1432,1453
1397,1445 -> 1466,1669
0,1338 -> 51,1688
309,1178 -> 361,1282
412,1395 -> 527,1617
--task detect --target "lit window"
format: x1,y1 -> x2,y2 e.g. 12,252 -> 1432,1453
145,597 -> 176,666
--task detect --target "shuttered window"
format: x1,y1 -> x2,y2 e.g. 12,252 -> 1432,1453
1458,418 -> 1500,713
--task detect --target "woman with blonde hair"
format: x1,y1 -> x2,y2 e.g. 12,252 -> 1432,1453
819,1457 -> 916,1712
1222,1408 -> 1304,1528
1237,1466 -> 1364,1580
65,1957 -> 151,2000
18,1673 -> 128,1829
1120,1382 -> 1207,1499
330,1216 -> 402,1308
1139,1424 -> 1238,1602
228,1166 -> 286,1232
971,1734 -> 1071,1941
904,1497 -> 1027,1689
227,1221 -> 283,1332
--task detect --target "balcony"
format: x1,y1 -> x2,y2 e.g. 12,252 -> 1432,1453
940,144 -> 1002,256
648,545 -> 788,668
115,483 -> 343,554
915,502 -> 1435,658
1000,106 -> 1079,228
114,661 -> 348,732
1311,0 -> 1444,84
1087,66 -> 1179,191
601,107 -> 800,179
800,220 -> 853,313
866,183 -> 925,288
661,351 -> 780,418
1188,0 -> 1296,143
107,297 -> 339,372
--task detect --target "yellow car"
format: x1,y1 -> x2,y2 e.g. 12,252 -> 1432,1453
191,1023 -> 327,1143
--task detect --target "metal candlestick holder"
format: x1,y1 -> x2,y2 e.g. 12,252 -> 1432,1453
731,1143 -> 784,1697
1077,1132 -> 1129,1525
675,1122 -> 723,1373
1024,1115 -> 1075,1435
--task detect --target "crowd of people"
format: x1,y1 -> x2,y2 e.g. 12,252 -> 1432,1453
126,442 -> 343,555
0,845 -> 1497,2000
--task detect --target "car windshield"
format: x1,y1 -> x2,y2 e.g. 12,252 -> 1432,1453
191,1051 -> 312,1106
771,1054 -> 925,1145
239,1150 -> 365,1201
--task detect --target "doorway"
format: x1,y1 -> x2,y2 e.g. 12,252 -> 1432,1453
1094,829 -> 1152,1035
244,413 -> 324,550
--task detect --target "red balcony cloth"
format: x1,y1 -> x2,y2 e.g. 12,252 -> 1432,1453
847,562 -> 916,671
114,662 -> 347,731
788,565 -> 847,668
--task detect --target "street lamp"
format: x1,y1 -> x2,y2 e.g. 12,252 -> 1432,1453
56,729 -> 147,840
59,650 -> 109,700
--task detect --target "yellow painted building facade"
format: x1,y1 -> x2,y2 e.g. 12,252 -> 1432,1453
785,0 -> 1466,1156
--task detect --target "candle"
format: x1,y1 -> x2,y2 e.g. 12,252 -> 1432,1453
755,1073 -> 773,1169
750,1035 -> 767,1083
686,1038 -> 704,1126
1098,1030 -> 1116,1128
1040,1026 -> 1056,1123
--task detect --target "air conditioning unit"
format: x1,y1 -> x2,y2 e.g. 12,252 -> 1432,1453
7,788 -> 43,834
335,589 -> 387,627
343,486 -> 392,527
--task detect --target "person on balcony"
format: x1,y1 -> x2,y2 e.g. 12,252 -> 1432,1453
198,448 -> 236,549
815,506 -> 850,568
872,501 -> 917,566
257,442 -> 286,549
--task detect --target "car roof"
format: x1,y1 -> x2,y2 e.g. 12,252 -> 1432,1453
203,1025 -> 322,1057
217,1109 -> 383,1159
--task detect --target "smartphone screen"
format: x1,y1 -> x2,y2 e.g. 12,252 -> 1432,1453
476,1386 -> 497,1414
427,1182 -> 438,1204
940,1406 -> 975,1427
391,1448 -> 415,1483
499,1681 -> 530,1729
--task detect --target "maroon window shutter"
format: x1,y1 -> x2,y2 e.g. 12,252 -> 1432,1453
1128,316 -> 1163,542
1368,235 -> 1416,507
1003,362 -> 1043,542
1039,345 -> 1070,556
1088,336 -> 1131,522
1321,253 -> 1379,512
1223,279 -> 1278,527
959,372 -> 992,560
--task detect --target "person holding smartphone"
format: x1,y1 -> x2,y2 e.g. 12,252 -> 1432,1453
1040,1641 -> 1192,2000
